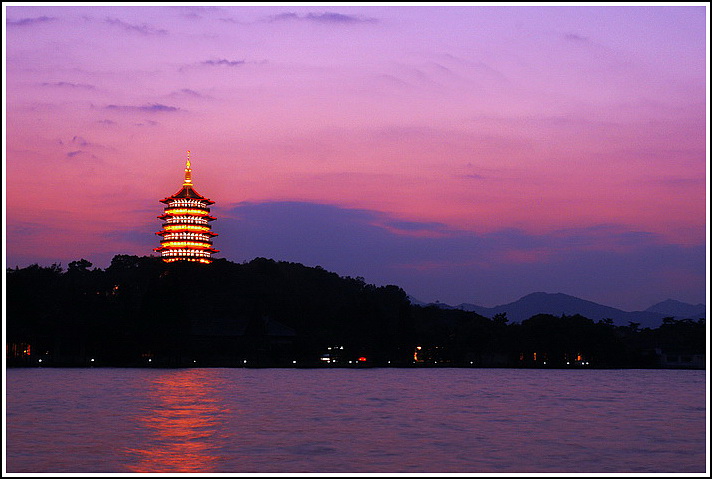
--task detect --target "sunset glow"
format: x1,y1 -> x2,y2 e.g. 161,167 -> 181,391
3,4 -> 708,310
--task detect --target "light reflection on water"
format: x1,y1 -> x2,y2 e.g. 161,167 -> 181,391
5,368 -> 707,473
124,369 -> 231,472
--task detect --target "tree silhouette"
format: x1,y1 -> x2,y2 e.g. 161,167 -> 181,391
5,255 -> 707,368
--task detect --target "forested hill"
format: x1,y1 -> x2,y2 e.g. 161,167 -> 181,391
6,255 -> 706,369
7,255 -> 416,366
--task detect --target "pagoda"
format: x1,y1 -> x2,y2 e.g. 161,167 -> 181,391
155,151 -> 218,264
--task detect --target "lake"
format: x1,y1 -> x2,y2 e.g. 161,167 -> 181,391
4,368 -> 707,473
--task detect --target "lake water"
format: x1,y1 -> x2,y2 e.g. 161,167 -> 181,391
5,368 -> 708,474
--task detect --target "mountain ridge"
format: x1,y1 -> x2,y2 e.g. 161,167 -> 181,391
644,299 -> 706,318
412,292 -> 706,329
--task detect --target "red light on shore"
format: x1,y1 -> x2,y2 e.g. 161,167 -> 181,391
358,357 -> 367,362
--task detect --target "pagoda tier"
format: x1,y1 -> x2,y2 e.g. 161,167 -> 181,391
155,152 -> 219,264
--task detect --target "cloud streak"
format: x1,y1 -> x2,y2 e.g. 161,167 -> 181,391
105,103 -> 180,113
267,11 -> 377,24
168,88 -> 212,99
71,136 -> 89,146
41,82 -> 96,90
7,16 -> 56,27
563,32 -> 588,42
201,59 -> 246,67
105,17 -> 168,35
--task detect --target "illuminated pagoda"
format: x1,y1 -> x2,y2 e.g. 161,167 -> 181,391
155,151 -> 218,264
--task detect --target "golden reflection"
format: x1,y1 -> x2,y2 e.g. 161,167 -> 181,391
126,369 -> 230,473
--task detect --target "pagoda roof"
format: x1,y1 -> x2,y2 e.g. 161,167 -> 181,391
155,230 -> 218,237
160,185 -> 215,204
158,213 -> 216,221
154,246 -> 220,254
160,153 -> 215,204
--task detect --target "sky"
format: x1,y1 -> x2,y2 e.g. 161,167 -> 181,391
3,3 -> 709,311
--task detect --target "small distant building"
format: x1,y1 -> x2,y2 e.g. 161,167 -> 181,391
6,342 -> 33,366
155,151 -> 219,263
656,349 -> 705,369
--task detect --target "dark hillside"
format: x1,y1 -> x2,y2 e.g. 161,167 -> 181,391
6,255 -> 706,369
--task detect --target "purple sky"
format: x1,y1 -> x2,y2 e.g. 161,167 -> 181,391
3,4 -> 709,310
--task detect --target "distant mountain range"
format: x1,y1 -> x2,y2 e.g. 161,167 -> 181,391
411,292 -> 706,329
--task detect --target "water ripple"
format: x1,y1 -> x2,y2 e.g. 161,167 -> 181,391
5,368 -> 707,473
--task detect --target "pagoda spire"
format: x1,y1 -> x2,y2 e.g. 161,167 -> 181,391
183,150 -> 192,186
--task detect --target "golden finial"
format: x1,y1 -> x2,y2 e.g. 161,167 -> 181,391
183,150 -> 192,186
